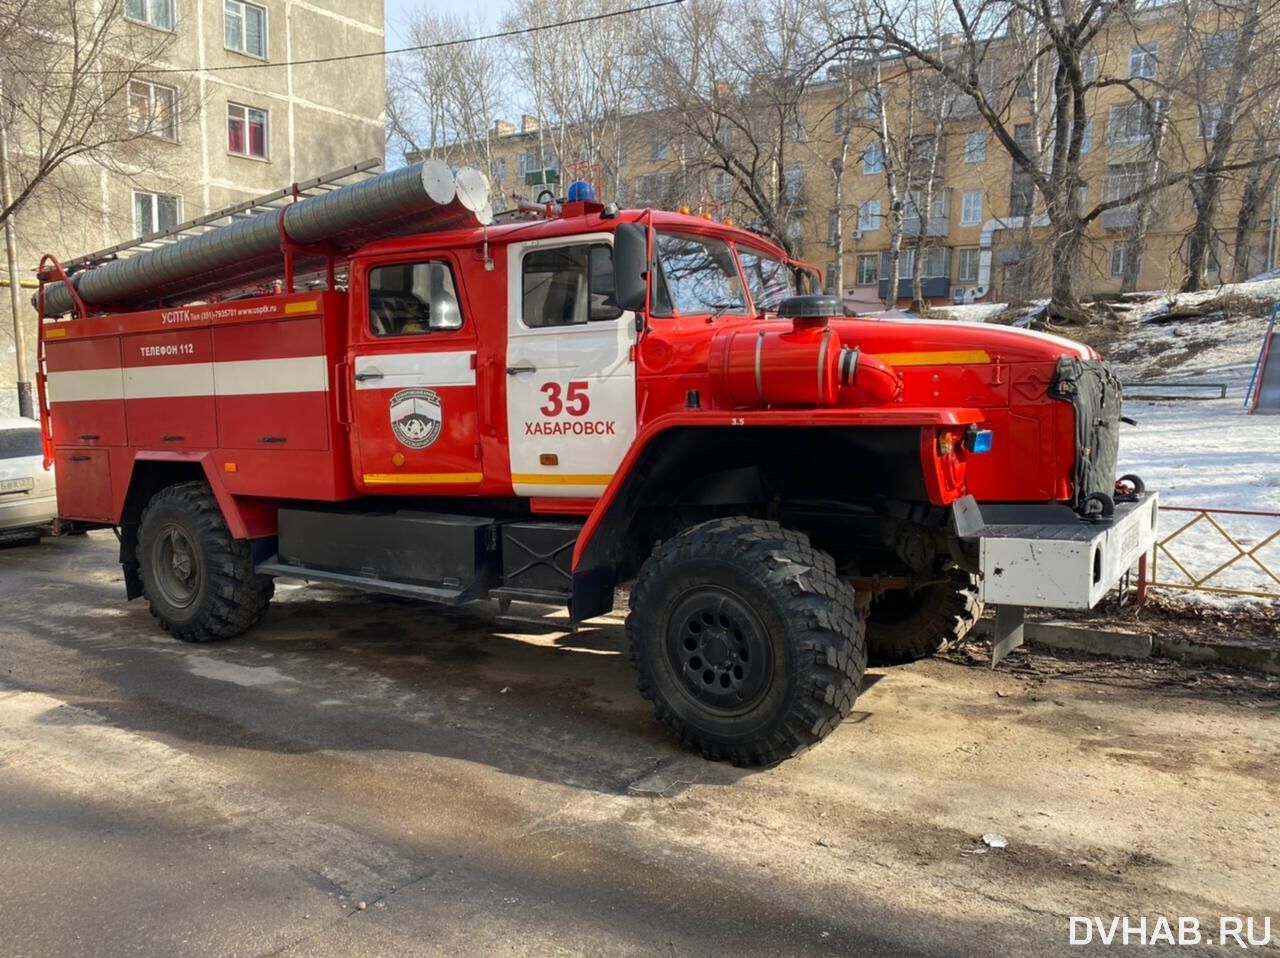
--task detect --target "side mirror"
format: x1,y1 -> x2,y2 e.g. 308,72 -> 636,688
613,223 -> 648,313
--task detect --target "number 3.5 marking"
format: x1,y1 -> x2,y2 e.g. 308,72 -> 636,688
539,381 -> 591,417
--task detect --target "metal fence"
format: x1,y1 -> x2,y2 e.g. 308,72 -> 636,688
1146,506 -> 1280,600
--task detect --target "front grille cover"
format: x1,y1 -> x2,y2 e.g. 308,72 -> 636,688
1049,357 -> 1123,506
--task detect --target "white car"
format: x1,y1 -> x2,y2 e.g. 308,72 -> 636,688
0,416 -> 56,537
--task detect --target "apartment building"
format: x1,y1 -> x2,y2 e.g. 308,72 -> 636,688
2,0 -> 384,412
482,5 -> 1271,308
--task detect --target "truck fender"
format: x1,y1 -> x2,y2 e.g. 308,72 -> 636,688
124,452 -> 278,539
570,408 -> 986,622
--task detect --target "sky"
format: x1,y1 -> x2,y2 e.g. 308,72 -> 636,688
383,0 -> 515,49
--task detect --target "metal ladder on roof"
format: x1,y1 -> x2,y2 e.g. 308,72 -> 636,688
61,159 -> 384,275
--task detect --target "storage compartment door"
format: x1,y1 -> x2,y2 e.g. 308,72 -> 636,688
53,447 -> 115,522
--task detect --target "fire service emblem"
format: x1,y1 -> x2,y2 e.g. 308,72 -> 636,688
389,387 -> 443,450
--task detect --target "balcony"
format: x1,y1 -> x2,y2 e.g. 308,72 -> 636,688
1102,203 -> 1138,230
902,214 -> 950,238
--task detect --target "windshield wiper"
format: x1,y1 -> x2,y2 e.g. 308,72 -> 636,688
707,302 -> 740,322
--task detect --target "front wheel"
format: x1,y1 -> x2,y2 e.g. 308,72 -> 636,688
627,518 -> 866,766
137,481 -> 273,642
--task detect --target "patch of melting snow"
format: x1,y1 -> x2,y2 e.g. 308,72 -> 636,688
186,656 -> 297,687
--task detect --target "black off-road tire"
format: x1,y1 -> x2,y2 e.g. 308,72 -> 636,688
865,572 -> 982,665
137,481 -> 273,642
627,517 -> 866,766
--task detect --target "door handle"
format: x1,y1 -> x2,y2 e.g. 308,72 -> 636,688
354,369 -> 383,382
506,362 -> 537,375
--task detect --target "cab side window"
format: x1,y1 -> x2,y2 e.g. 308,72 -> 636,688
368,261 -> 463,337
522,243 -> 622,328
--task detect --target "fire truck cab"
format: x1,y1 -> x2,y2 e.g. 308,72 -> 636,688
36,165 -> 1158,766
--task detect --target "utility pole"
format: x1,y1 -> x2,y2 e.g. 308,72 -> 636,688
0,84 -> 32,419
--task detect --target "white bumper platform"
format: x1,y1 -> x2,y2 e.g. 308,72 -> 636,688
952,493 -> 1160,664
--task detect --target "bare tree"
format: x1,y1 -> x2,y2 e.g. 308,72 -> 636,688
1178,0 -> 1280,290
1231,101 -> 1280,280
502,0 -> 643,203
386,13 -> 509,204
1,0 -> 187,415
640,0 -> 819,257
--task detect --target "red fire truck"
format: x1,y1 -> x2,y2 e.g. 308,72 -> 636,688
34,162 -> 1157,765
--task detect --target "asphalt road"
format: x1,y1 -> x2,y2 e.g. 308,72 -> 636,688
1,532 -> 1277,957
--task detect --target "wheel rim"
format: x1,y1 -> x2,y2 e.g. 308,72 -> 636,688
153,522 -> 201,609
665,586 -> 773,716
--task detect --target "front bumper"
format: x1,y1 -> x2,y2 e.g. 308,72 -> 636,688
958,494 -> 1159,609
952,493 -> 1159,662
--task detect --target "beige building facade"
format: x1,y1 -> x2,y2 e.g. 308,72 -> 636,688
483,6 -> 1270,310
2,0 -> 385,414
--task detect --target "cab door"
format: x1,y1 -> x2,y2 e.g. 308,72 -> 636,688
505,235 -> 637,497
348,256 -> 483,491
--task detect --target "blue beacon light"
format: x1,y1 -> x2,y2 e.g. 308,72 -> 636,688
567,180 -> 597,202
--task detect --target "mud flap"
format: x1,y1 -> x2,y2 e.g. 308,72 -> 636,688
991,605 -> 1025,667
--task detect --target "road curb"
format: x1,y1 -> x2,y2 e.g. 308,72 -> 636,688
975,618 -> 1280,676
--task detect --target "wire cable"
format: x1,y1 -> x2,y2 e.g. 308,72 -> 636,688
102,0 -> 686,75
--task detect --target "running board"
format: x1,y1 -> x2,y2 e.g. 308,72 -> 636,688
256,558 -> 472,605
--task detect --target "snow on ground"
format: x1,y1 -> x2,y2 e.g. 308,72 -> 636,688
1102,293 -> 1278,606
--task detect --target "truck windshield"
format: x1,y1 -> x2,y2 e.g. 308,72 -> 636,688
737,248 -> 796,313
651,232 -> 747,318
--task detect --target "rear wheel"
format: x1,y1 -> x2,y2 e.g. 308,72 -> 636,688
865,572 -> 982,665
627,517 -> 866,766
137,481 -> 273,642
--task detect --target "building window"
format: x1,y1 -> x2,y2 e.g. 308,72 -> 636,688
964,131 -> 986,163
960,190 -> 983,226
857,199 -> 880,232
782,165 -> 804,204
957,247 -> 980,283
712,171 -> 733,204
493,158 -> 506,183
862,143 -> 884,174
1009,172 -> 1035,217
1129,43 -> 1157,79
1204,31 -> 1237,69
128,80 -> 178,141
225,0 -> 267,58
518,150 -> 537,177
1078,186 -> 1089,215
133,190 -> 181,236
1198,102 -> 1223,140
921,246 -> 950,278
785,113 -> 807,143
635,172 -> 672,204
1080,119 -> 1093,153
863,90 -> 882,120
1104,162 -> 1150,205
880,248 -> 914,280
1082,52 -> 1098,84
227,102 -> 269,158
651,140 -> 668,161
1108,100 -> 1164,145
855,253 -> 879,285
1110,240 -> 1138,276
125,0 -> 174,30
1014,123 -> 1034,150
